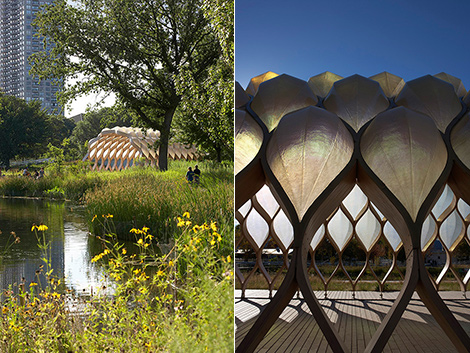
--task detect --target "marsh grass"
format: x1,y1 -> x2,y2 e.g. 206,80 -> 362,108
85,165 -> 233,251
0,161 -> 233,250
1,215 -> 234,352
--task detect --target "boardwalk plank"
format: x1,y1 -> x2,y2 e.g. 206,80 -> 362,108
235,291 -> 470,353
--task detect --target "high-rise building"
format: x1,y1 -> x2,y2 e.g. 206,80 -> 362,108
0,0 -> 61,114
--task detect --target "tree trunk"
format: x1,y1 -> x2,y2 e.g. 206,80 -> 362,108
158,105 -> 177,171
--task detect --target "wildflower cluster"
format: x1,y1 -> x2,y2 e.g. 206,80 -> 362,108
30,224 -> 49,232
1,210 -> 234,352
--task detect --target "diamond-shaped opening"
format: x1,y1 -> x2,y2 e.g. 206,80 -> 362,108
261,236 -> 290,293
452,239 -> 470,289
424,238 -> 448,287
342,237 -> 367,285
254,184 -> 279,219
328,208 -> 353,252
431,184 -> 456,221
313,237 -> 339,291
235,218 -> 257,292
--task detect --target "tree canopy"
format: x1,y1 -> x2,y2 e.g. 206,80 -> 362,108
0,94 -> 73,169
68,106 -> 135,158
31,0 -> 226,170
174,0 -> 234,162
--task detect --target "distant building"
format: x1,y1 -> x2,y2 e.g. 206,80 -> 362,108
70,113 -> 84,123
0,0 -> 61,113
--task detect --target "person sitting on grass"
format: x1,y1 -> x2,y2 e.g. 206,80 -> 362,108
186,167 -> 194,183
38,167 -> 45,179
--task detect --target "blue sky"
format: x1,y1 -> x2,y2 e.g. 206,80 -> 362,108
236,0 -> 470,90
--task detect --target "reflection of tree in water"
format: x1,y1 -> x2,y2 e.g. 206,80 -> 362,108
0,198 -> 65,292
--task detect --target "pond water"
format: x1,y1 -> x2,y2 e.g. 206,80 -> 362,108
0,198 -> 108,295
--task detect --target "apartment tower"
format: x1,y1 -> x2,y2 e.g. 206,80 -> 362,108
0,0 -> 60,113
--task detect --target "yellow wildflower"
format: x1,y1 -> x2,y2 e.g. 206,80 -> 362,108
185,220 -> 191,226
210,239 -> 216,246
177,217 -> 185,227
156,270 -> 164,277
38,224 -> 48,231
133,269 -> 141,275
227,255 -> 231,263
146,234 -> 154,241
142,226 -> 150,233
29,282 -> 38,287
169,260 -> 174,267
106,214 -> 113,218
91,215 -> 97,222
137,238 -> 144,245
31,225 -> 37,231
210,222 -> 217,232
122,248 -> 127,255
192,225 -> 201,233
183,212 -> 190,218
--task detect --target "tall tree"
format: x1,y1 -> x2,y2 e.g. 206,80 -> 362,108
0,94 -> 51,169
175,0 -> 234,162
30,0 -> 220,170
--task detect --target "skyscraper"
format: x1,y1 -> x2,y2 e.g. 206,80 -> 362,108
0,0 -> 61,114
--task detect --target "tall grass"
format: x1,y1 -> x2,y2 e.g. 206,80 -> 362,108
85,165 -> 233,254
0,162 -> 233,251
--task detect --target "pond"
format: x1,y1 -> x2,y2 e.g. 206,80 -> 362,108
0,197 -> 109,295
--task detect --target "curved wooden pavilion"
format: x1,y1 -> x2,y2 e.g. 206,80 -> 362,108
235,71 -> 470,352
83,126 -> 198,171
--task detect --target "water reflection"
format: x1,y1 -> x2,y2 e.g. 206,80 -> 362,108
0,198 -> 106,295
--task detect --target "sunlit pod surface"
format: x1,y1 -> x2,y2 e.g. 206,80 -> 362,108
309,224 -> 325,251
395,75 -> 462,133
450,112 -> 470,170
272,209 -> 294,251
251,74 -> 318,132
342,184 -> 368,220
361,107 -> 447,221
458,199 -> 470,221
431,184 -> 456,221
356,209 -> 381,252
84,126 -> 197,171
421,215 -> 437,251
323,74 -> 389,132
328,208 -> 353,252
235,109 -> 264,175
245,208 -> 269,250
383,222 -> 402,252
434,72 -> 467,98
245,71 -> 279,96
369,71 -> 405,98
266,106 -> 354,220
255,185 -> 279,218
235,81 -> 250,108
308,71 -> 343,98
440,210 -> 465,251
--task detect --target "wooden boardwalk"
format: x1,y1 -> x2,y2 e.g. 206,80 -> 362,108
235,290 -> 470,352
